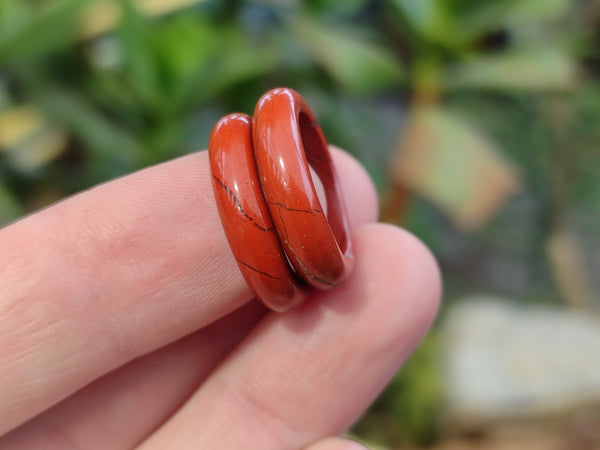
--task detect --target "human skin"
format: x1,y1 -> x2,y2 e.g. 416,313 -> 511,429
0,148 -> 441,449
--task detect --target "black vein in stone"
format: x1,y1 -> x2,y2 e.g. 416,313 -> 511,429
236,258 -> 282,280
271,202 -> 322,214
287,240 -> 336,287
213,174 -> 275,232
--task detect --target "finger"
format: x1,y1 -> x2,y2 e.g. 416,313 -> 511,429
139,224 -> 441,449
0,148 -> 376,435
0,301 -> 267,450
0,144 -> 372,449
303,436 -> 368,450
330,146 -> 378,225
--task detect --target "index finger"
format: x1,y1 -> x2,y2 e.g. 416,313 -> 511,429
0,148 -> 377,435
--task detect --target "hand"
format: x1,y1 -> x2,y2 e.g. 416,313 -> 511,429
0,149 -> 440,449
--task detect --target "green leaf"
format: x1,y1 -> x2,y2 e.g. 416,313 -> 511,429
115,1 -> 163,111
190,26 -> 280,101
389,0 -> 572,49
447,0 -> 571,41
444,46 -> 576,92
32,88 -> 143,172
0,0 -> 91,64
0,0 -> 29,41
504,0 -> 570,23
304,0 -> 370,15
151,15 -> 220,108
293,19 -> 405,94
388,0 -> 446,38
0,181 -> 23,225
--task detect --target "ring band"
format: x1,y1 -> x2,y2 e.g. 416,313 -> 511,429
209,88 -> 353,311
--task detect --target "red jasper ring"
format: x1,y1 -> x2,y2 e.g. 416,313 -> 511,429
209,88 -> 353,312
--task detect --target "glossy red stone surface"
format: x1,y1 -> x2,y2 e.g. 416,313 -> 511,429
209,88 -> 353,311
209,114 -> 305,312
253,88 -> 353,289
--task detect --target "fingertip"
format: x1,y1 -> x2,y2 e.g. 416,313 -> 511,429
135,225 -> 442,449
352,223 -> 442,336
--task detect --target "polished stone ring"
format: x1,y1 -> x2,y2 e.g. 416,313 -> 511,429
209,88 -> 353,311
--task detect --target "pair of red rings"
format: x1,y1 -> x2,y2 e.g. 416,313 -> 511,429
209,88 -> 353,311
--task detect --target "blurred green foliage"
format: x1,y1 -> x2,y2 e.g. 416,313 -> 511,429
354,331 -> 443,446
1,0 -> 599,447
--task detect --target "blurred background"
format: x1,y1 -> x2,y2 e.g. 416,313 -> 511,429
1,0 -> 599,448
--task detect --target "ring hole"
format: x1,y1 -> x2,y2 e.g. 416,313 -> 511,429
299,111 -> 329,216
309,165 -> 328,216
